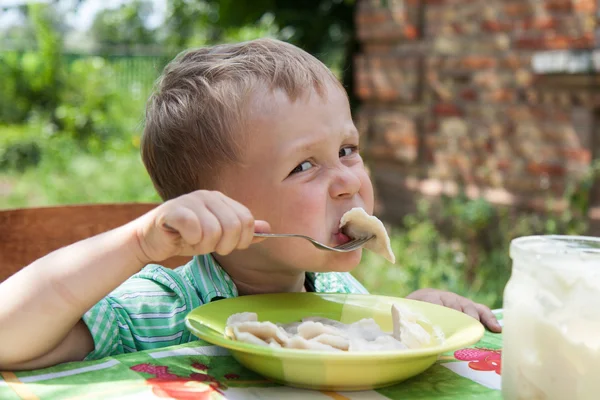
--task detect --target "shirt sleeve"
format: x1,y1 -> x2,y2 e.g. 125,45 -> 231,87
82,264 -> 202,360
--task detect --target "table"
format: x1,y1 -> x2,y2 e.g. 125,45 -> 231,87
0,311 -> 503,400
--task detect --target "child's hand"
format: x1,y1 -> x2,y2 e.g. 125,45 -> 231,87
134,190 -> 270,263
406,288 -> 502,333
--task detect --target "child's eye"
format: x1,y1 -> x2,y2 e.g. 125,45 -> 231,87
290,161 -> 313,175
339,146 -> 358,158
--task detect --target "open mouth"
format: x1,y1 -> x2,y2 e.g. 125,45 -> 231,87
332,229 -> 352,246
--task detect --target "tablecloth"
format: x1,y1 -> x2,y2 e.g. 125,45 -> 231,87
0,311 -> 503,399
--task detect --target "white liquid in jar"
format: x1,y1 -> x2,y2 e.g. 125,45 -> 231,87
503,243 -> 600,400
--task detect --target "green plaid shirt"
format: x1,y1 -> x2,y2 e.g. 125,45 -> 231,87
82,254 -> 368,360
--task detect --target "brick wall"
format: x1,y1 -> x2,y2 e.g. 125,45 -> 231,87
355,0 -> 599,223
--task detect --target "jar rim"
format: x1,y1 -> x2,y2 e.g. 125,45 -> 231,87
510,235 -> 600,258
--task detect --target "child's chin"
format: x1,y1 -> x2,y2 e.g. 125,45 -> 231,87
312,250 -> 362,273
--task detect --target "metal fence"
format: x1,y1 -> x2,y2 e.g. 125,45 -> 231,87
62,53 -> 171,97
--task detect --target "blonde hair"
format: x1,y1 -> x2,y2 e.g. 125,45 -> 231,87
141,38 -> 343,200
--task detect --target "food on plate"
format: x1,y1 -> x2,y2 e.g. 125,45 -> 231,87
339,207 -> 395,263
224,304 -> 444,352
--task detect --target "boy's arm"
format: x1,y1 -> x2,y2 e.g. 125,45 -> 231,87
0,190 -> 267,370
0,222 -> 145,370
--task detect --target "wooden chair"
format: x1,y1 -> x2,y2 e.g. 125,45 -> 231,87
0,203 -> 191,282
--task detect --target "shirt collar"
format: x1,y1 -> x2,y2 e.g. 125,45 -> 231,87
190,254 -> 238,304
188,255 -> 367,303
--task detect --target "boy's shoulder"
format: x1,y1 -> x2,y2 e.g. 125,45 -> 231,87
103,261 -> 199,302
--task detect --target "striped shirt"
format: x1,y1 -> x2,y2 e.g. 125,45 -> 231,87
82,254 -> 368,360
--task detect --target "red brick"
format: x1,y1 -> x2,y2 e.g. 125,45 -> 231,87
460,88 -> 478,101
481,20 -> 513,32
515,36 -> 546,49
527,162 -> 566,177
521,17 -> 559,30
433,103 -> 463,117
515,33 -> 595,50
460,56 -> 497,69
376,88 -> 400,101
357,24 -> 419,42
562,148 -> 591,163
497,160 -> 511,171
450,22 -> 466,34
361,43 -> 394,53
356,10 -> 389,25
385,134 -> 418,146
575,0 -> 597,11
355,0 -> 595,216
427,121 -> 439,132
500,54 -> 530,69
489,89 -> 517,103
404,25 -> 418,39
504,2 -> 534,17
546,0 -> 596,12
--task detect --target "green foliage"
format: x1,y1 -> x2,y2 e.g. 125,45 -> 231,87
0,121 -> 159,209
53,56 -> 139,144
0,52 -> 32,123
0,3 -> 149,171
0,5 -> 63,123
90,0 -> 156,48
161,0 -> 357,99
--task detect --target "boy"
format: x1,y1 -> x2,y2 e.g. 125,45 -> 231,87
0,38 -> 500,371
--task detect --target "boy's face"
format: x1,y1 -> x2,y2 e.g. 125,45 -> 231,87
217,83 -> 374,273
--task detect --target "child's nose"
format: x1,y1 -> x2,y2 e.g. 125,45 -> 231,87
328,166 -> 362,199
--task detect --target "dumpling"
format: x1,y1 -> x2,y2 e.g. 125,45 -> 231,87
311,333 -> 350,351
301,316 -> 348,330
296,321 -> 347,340
339,207 -> 395,263
225,304 -> 444,352
277,321 -> 302,335
347,318 -> 388,341
391,303 -> 442,349
226,320 -> 290,347
231,330 -> 270,346
226,312 -> 257,325
286,336 -> 343,352
225,312 -> 259,339
348,335 -> 407,352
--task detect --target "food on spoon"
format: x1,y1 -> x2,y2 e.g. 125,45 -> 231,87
225,304 -> 443,352
339,207 -> 396,263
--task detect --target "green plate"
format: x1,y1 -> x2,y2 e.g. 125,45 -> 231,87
185,293 -> 484,391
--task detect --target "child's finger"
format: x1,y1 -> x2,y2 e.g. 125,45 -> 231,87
220,196 -> 256,250
440,293 -> 462,312
205,196 -> 244,255
178,207 -> 221,255
251,220 -> 271,243
461,302 -> 480,321
159,207 -> 203,245
406,290 -> 443,305
476,303 -> 502,333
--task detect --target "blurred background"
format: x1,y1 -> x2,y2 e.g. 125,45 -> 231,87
1,0 -> 599,308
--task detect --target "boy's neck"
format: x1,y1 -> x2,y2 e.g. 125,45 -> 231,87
212,253 -> 307,295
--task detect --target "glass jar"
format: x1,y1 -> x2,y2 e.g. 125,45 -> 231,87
502,236 -> 600,400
